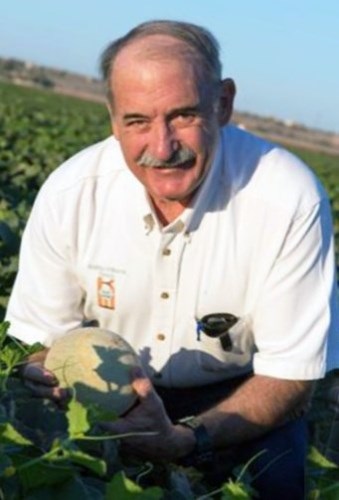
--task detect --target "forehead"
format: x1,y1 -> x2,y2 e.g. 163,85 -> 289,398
111,34 -> 208,94
113,34 -> 197,71
110,35 -> 208,107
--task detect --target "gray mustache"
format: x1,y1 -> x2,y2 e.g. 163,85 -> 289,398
137,147 -> 196,168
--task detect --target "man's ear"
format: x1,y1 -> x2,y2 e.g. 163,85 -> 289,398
111,121 -> 120,140
218,78 -> 236,126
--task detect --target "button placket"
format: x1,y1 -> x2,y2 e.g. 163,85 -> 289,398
151,231 -> 185,384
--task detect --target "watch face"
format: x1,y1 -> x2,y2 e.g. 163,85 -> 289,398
179,415 -> 202,429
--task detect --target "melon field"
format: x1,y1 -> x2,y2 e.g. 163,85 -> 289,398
0,81 -> 339,498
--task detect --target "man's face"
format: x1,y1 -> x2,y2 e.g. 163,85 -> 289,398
110,39 -> 228,207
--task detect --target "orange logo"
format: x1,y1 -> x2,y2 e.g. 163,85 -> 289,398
97,277 -> 115,309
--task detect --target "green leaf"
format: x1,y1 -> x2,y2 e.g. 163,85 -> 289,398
105,471 -> 163,499
0,345 -> 22,369
221,479 -> 254,499
0,422 -> 33,446
0,321 -> 10,347
308,446 -> 339,470
17,461 -> 74,490
66,397 -> 90,438
66,447 -> 106,476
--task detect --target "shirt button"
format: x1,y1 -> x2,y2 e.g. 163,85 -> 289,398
161,292 -> 169,299
162,248 -> 171,256
157,333 -> 166,341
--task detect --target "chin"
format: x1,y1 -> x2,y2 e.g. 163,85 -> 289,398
158,190 -> 196,204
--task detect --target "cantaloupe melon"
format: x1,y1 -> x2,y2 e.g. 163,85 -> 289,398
44,327 -> 139,416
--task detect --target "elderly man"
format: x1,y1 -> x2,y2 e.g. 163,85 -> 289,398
6,20 -> 339,499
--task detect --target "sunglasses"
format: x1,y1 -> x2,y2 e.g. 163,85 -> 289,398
196,313 -> 238,351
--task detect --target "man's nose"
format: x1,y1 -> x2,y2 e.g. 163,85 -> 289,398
148,122 -> 178,161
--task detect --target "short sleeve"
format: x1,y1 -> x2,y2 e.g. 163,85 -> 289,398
252,198 -> 339,380
5,185 -> 85,346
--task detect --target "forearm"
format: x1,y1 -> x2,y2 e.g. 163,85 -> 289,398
173,374 -> 314,458
199,374 -> 314,449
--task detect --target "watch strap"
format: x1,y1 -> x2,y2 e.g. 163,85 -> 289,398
178,416 -> 214,468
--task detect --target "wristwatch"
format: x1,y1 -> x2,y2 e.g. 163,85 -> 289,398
178,415 -> 214,468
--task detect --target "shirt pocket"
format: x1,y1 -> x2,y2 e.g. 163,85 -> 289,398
196,316 -> 256,373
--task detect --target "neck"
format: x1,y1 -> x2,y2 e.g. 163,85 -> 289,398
151,198 -> 189,226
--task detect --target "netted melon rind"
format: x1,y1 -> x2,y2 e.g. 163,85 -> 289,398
45,327 -> 139,415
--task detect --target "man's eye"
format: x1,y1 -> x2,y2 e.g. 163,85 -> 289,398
178,113 -> 195,120
173,113 -> 198,125
125,120 -> 149,130
126,120 -> 145,126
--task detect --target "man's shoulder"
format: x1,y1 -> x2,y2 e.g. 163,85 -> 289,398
43,135 -> 125,193
222,125 -> 327,213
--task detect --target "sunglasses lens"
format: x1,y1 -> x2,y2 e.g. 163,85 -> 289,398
200,313 -> 238,337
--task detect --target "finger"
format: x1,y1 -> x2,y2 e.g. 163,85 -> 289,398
22,362 -> 58,386
132,375 -> 154,400
132,376 -> 166,416
130,366 -> 158,401
24,380 -> 69,401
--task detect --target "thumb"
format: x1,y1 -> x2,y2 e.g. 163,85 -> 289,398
130,366 -> 154,400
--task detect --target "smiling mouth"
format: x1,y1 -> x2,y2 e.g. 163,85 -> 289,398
151,159 -> 196,170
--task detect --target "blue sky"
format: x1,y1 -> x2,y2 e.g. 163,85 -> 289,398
1,0 -> 339,133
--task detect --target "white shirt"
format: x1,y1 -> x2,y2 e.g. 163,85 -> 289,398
6,125 -> 339,387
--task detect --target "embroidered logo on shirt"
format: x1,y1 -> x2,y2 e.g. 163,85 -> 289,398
97,276 -> 115,309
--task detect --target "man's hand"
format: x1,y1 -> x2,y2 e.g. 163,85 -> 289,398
102,367 -> 195,462
20,348 -> 68,402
